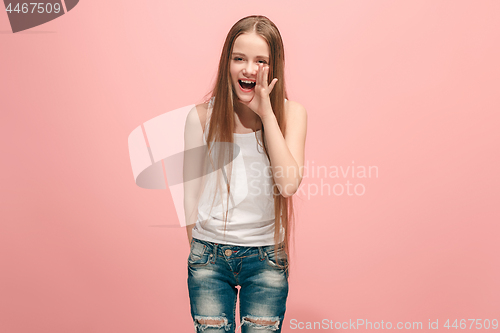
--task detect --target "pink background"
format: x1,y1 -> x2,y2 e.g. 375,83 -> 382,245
1,0 -> 499,332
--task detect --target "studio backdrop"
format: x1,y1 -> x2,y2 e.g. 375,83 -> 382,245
1,0 -> 499,332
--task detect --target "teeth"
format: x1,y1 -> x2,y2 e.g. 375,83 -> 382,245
240,80 -> 255,84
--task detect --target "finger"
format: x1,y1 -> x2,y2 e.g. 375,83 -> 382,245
258,63 -> 264,87
263,65 -> 269,87
268,78 -> 278,93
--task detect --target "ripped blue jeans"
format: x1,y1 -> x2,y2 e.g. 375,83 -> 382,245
187,238 -> 289,332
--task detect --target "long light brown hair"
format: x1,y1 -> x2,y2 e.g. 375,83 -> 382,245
202,15 -> 294,269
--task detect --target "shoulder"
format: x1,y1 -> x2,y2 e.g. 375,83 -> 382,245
186,102 -> 209,134
284,99 -> 307,124
195,102 -> 209,124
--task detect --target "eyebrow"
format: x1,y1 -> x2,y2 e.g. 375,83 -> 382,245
232,52 -> 269,60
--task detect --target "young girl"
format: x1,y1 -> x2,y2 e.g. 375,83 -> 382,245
183,15 -> 307,333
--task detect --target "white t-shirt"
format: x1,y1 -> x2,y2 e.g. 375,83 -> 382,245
191,98 -> 285,246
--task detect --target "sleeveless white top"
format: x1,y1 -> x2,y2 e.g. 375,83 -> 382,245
191,97 -> 285,246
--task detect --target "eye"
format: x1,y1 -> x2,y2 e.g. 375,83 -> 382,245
258,60 -> 267,64
233,57 -> 244,61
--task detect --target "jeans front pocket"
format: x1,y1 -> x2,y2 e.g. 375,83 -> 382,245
188,240 -> 210,267
264,246 -> 289,272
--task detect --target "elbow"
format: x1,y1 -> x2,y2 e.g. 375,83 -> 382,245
274,174 -> 303,198
278,182 -> 300,198
278,176 -> 303,198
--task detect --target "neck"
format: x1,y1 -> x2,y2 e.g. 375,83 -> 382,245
233,102 -> 261,130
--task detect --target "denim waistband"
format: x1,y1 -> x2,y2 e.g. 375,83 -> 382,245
191,237 -> 285,259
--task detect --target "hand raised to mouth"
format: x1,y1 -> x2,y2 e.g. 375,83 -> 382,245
238,63 -> 278,120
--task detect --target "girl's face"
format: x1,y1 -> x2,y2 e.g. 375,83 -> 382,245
230,32 -> 270,104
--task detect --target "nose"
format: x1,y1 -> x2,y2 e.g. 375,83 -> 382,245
243,62 -> 258,76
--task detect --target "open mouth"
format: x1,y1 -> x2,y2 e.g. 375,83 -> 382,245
238,80 -> 256,91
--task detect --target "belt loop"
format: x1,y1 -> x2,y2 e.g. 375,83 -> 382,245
212,242 -> 218,263
258,246 -> 264,260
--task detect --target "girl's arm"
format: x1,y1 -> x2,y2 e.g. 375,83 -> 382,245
183,104 -> 207,244
261,101 -> 307,197
240,63 -> 308,197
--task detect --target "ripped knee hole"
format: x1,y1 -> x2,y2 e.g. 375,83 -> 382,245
194,316 -> 229,331
242,316 -> 280,330
196,318 -> 226,325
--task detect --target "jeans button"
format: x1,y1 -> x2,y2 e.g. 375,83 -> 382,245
225,249 -> 232,256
